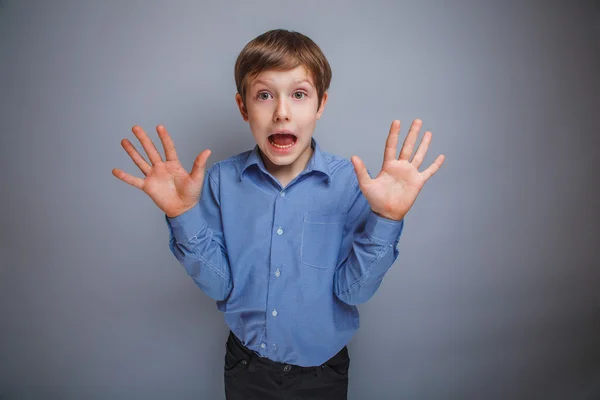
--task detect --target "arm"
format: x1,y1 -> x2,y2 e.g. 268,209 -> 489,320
111,124 -> 229,300
165,166 -> 233,301
335,118 -> 445,305
333,175 -> 404,305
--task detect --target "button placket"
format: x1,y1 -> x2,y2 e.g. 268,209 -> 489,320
269,189 -> 288,360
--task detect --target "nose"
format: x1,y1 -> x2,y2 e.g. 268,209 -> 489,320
273,98 -> 290,122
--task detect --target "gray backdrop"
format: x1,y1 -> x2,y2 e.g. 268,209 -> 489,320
1,1 -> 599,399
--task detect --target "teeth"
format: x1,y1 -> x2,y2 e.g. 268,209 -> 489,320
269,137 -> 295,149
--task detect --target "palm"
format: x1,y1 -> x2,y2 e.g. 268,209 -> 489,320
351,119 -> 445,221
142,160 -> 201,213
112,125 -> 211,218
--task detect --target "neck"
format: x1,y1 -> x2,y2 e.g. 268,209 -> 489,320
260,145 -> 314,188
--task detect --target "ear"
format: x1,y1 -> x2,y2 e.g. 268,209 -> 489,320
235,93 -> 249,122
316,91 -> 328,120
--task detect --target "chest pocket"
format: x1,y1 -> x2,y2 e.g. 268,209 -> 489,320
301,212 -> 347,269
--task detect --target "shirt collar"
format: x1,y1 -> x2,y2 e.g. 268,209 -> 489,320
240,138 -> 332,184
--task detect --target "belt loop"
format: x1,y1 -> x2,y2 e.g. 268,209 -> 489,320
247,356 -> 256,372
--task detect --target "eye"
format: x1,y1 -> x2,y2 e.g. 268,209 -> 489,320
293,91 -> 307,100
257,92 -> 272,100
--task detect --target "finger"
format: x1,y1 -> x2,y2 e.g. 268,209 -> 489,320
132,125 -> 164,165
112,168 -> 145,189
121,138 -> 152,176
351,155 -> 372,191
421,154 -> 445,182
156,125 -> 179,162
410,130 -> 432,169
189,149 -> 212,183
383,120 -> 401,166
398,119 -> 422,161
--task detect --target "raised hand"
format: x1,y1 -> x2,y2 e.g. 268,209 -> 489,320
112,125 -> 212,218
351,119 -> 445,221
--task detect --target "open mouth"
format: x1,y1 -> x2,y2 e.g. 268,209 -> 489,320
268,132 -> 297,149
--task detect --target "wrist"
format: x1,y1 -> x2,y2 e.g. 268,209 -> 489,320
166,202 -> 198,219
373,210 -> 404,221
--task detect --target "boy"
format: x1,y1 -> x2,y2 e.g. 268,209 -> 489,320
112,29 -> 444,399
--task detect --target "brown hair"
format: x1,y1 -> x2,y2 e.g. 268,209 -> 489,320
234,29 -> 332,110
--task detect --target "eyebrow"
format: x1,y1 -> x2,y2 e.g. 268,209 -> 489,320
251,78 -> 314,88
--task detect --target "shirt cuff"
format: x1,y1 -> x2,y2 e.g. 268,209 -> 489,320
164,204 -> 207,245
364,211 -> 404,245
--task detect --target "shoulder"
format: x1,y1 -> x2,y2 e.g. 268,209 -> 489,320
205,149 -> 252,183
320,148 -> 360,189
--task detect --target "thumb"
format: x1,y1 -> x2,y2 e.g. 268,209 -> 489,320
190,149 -> 212,183
351,156 -> 371,190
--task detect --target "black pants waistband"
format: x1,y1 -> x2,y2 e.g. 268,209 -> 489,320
227,330 -> 348,373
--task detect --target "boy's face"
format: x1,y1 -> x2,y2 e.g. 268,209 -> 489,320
235,65 -> 327,175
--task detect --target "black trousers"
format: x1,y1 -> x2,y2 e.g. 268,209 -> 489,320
224,331 -> 350,400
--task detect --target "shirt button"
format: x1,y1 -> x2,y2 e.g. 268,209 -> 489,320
272,309 -> 278,317
275,269 -> 280,278
260,343 -> 266,349
279,191 -> 285,197
276,227 -> 283,235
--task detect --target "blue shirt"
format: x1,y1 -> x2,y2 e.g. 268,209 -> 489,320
165,139 -> 404,366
